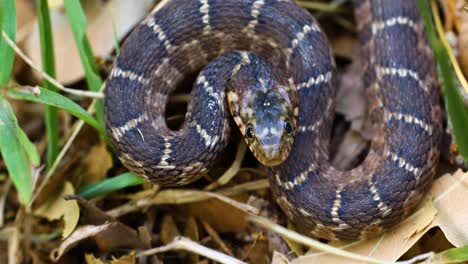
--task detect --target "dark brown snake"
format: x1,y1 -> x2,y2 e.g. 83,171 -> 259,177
104,0 -> 443,240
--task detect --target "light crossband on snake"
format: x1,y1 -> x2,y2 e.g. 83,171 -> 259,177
104,0 -> 443,240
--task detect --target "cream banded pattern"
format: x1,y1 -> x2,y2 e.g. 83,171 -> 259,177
104,0 -> 442,241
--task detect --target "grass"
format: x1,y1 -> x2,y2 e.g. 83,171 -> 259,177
63,0 -> 106,139
0,0 -> 16,86
78,172 -> 145,199
416,0 -> 468,163
0,97 -> 36,204
8,86 -> 100,130
35,0 -> 59,170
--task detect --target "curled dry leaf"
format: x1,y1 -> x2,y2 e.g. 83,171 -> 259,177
51,222 -> 148,261
24,0 -> 156,84
52,195 -> 151,261
33,181 -> 79,238
291,170 -> 468,263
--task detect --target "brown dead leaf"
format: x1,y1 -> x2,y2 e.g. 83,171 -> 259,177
330,34 -> 357,59
52,222 -> 148,261
239,233 -> 270,264
85,254 -> 105,264
271,251 -> 290,264
85,252 -> 136,264
186,195 -> 248,233
291,170 -> 468,263
160,214 -> 180,245
33,181 -> 79,238
78,142 -> 113,187
110,253 -> 136,264
65,195 -> 113,225
24,0 -> 156,84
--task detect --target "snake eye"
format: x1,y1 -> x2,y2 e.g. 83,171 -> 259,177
246,125 -> 255,140
284,121 -> 293,135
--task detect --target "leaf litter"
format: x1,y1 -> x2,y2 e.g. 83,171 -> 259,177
2,0 -> 468,263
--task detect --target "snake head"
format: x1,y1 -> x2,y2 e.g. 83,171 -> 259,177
227,53 -> 298,167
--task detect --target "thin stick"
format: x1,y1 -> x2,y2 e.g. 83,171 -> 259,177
137,236 -> 247,264
398,252 -> 434,264
0,180 -> 11,227
205,140 -> 247,190
1,31 -> 104,99
247,215 -> 391,264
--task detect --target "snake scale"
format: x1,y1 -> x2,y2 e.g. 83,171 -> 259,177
104,0 -> 442,240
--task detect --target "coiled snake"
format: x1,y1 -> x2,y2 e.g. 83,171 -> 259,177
104,0 -> 442,240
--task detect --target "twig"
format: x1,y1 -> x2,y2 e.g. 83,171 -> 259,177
0,179 -> 11,227
106,179 -> 267,218
247,215 -> 391,264
137,236 -> 247,264
7,227 -> 19,264
201,221 -> 234,255
397,252 -> 434,264
205,140 -> 247,190
1,31 -> 104,99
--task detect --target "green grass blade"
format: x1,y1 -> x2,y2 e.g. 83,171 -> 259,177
0,97 -> 34,204
17,127 -> 40,166
8,87 -> 100,130
0,0 -> 16,86
35,0 -> 59,169
63,0 -> 105,139
432,245 -> 468,263
78,172 -> 145,199
416,0 -> 468,163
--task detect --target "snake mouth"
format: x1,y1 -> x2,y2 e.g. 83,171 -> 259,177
251,144 -> 287,167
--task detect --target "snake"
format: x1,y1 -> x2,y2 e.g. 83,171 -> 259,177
104,0 -> 443,240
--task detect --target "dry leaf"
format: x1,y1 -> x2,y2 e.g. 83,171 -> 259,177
291,170 -> 468,263
78,142 -> 113,186
432,169 -> 468,246
84,252 -> 136,264
330,34 -> 357,59
24,0 -> 156,84
160,214 -> 180,245
34,181 -> 79,238
52,222 -> 148,261
65,195 -> 113,225
186,195 -> 248,233
271,251 -> 290,264
85,254 -> 105,264
110,253 -> 136,264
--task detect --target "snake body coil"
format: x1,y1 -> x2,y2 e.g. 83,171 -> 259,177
104,0 -> 442,240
